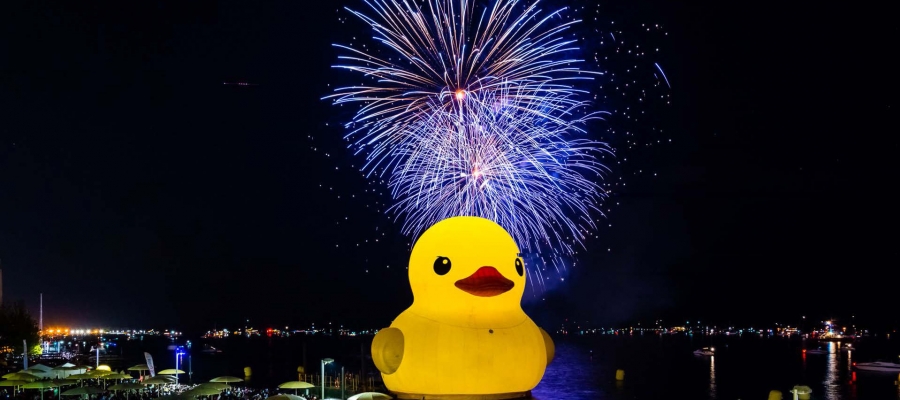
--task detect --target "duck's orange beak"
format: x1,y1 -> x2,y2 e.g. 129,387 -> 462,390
455,266 -> 514,297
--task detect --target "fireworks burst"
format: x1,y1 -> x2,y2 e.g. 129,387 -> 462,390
323,0 -> 667,293
326,0 -> 600,175
387,86 -> 611,256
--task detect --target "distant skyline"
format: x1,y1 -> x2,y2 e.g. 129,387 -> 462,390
30,310 -> 895,338
31,314 -> 890,341
2,0 -> 896,333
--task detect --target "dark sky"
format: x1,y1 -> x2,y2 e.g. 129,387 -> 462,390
1,0 -> 896,335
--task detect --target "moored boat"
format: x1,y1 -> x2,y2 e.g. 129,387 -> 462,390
853,361 -> 900,372
693,347 -> 715,356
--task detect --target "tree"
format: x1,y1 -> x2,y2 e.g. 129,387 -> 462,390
0,300 -> 40,356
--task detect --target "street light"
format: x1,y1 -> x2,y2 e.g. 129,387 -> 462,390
175,346 -> 186,386
321,358 -> 334,399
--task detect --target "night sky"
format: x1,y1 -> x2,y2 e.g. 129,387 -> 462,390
1,0 -> 896,335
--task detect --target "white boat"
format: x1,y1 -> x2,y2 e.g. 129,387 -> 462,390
693,347 -> 715,356
853,361 -> 900,372
805,348 -> 829,354
201,345 -> 222,354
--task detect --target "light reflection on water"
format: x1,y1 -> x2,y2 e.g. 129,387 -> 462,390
529,335 -> 900,400
825,342 -> 839,399
531,341 -> 608,399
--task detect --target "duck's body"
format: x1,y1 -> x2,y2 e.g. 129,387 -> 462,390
384,309 -> 549,398
371,216 -> 554,399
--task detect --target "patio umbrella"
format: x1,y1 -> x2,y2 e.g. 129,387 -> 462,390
0,380 -> 26,388
2,372 -> 39,382
126,365 -> 150,371
126,365 -> 150,378
23,381 -> 61,400
23,381 -> 61,389
266,395 -> 304,400
102,373 -> 132,380
89,370 -> 111,388
183,387 -> 222,396
347,393 -> 392,400
52,379 -> 79,386
208,376 -> 242,383
277,381 -> 314,395
157,369 -> 185,375
142,376 -> 174,385
61,386 -> 104,398
209,376 -> 241,389
109,383 -> 146,390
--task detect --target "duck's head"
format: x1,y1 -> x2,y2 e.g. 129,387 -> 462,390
407,216 -> 526,325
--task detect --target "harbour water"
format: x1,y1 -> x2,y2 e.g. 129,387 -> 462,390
533,334 -> 900,400
64,333 -> 900,400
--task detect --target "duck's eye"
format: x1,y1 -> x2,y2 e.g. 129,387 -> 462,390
515,258 -> 524,276
434,256 -> 451,275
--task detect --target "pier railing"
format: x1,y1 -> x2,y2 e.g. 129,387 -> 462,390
298,373 -> 380,393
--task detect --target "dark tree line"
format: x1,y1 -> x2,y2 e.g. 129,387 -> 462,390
0,300 -> 40,360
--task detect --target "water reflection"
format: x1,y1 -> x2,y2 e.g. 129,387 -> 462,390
846,347 -> 852,373
530,335 -> 900,400
802,347 -> 807,380
824,342 -> 838,399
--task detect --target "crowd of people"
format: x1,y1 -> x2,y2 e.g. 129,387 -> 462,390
0,384 -> 323,400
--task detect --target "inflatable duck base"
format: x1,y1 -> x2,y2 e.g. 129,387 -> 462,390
391,391 -> 532,399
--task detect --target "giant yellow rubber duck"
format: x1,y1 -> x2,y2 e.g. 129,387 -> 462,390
371,216 -> 554,399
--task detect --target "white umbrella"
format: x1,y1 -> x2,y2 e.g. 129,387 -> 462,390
347,392 -> 392,400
